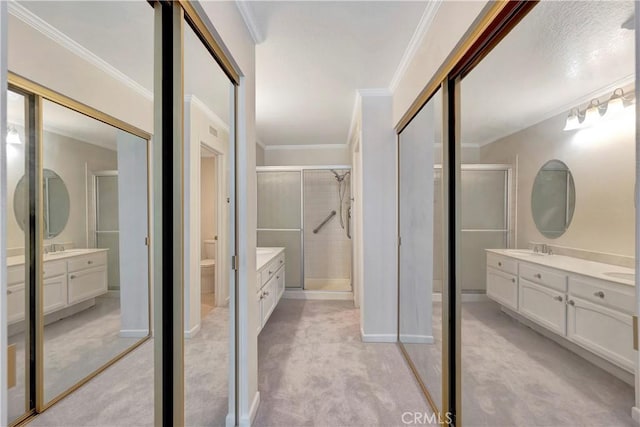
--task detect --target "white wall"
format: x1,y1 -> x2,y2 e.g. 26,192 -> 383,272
359,93 -> 397,342
392,1 -> 488,125
117,131 -> 150,338
1,2 -> 8,423
480,108 -> 636,257
263,145 -> 350,166
255,143 -> 265,166
6,129 -> 117,251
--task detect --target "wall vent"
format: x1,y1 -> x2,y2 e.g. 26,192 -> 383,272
209,125 -> 218,137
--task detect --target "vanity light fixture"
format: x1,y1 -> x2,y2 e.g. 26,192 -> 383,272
563,87 -> 635,131
6,126 -> 21,145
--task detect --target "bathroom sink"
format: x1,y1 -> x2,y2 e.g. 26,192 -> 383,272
603,272 -> 635,281
509,249 -> 547,257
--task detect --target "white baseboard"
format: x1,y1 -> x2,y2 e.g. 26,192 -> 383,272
361,328 -> 396,343
432,292 -> 489,302
119,329 -> 149,338
184,323 -> 200,339
399,334 -> 434,344
238,391 -> 260,427
632,406 -> 640,424
284,290 -> 353,300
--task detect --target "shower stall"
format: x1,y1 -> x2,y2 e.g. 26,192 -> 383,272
257,166 -> 352,293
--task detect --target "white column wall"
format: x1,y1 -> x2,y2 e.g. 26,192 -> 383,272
116,131 -> 150,337
359,92 -> 398,342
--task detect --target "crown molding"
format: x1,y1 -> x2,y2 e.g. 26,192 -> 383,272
389,1 -> 441,92
264,144 -> 349,151
185,94 -> 230,134
235,1 -> 264,44
8,1 -> 153,101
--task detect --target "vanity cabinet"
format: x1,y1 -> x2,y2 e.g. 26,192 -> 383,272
6,250 -> 108,325
256,248 -> 285,333
486,249 -> 636,373
519,278 -> 566,335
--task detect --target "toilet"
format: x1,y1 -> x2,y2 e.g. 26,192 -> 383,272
200,239 -> 217,294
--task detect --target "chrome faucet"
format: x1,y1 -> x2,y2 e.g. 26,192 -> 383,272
45,243 -> 63,254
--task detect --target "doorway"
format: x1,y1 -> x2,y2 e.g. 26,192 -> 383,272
200,146 -> 219,319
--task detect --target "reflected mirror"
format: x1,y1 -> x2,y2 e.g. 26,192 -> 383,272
14,169 -> 70,239
398,89 -> 443,412
531,159 -> 576,238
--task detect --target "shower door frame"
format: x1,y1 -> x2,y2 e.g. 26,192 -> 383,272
256,165 -> 352,292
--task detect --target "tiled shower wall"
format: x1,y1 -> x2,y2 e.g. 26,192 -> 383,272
303,169 -> 352,282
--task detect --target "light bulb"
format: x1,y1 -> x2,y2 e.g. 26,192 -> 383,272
563,110 -> 581,131
582,101 -> 602,128
606,89 -> 626,118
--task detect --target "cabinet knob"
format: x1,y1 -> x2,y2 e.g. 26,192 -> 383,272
567,300 -> 575,306
280,260 -> 283,264
276,276 -> 280,279
70,275 -> 76,280
553,296 -> 563,302
268,270 -> 272,275
511,278 -> 516,283
264,291 -> 270,296
534,273 -> 542,279
594,291 -> 605,299
7,290 -> 12,295
498,262 -> 502,267
88,261 -> 93,265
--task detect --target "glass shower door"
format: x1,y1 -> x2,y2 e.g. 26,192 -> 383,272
257,171 -> 303,288
95,174 -> 120,290
460,167 -> 510,292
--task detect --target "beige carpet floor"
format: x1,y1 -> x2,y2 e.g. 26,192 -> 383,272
254,299 -> 432,426
403,301 -> 635,427
27,305 -> 229,427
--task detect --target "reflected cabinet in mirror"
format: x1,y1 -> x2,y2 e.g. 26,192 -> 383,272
531,160 -> 576,239
398,89 -> 443,413
14,168 -> 70,239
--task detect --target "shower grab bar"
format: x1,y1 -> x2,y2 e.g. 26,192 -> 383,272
313,210 -> 336,234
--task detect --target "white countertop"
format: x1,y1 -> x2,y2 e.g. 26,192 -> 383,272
257,247 -> 285,271
7,248 -> 108,268
487,249 -> 635,286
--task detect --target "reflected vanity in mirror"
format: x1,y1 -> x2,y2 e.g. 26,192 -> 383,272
13,168 -> 70,239
531,159 -> 576,238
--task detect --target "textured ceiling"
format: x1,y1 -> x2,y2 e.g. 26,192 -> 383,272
250,1 -> 427,146
461,0 -> 635,146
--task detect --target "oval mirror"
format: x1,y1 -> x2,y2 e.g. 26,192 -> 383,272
14,168 -> 71,239
531,159 -> 575,239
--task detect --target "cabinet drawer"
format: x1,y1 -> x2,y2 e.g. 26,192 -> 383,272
44,260 -> 66,279
7,265 -> 24,286
486,267 -> 518,311
519,278 -> 566,335
68,252 -> 107,273
275,267 -> 285,300
569,276 -> 634,315
567,296 -> 634,372
68,266 -> 107,304
519,263 -> 567,292
7,284 -> 25,324
487,253 -> 517,275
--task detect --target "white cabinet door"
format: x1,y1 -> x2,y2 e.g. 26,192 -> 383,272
261,278 -> 277,329
519,278 -> 566,335
275,267 -> 285,301
486,267 -> 518,310
567,296 -> 635,372
256,289 -> 263,334
44,275 -> 68,314
68,266 -> 107,304
7,284 -> 25,324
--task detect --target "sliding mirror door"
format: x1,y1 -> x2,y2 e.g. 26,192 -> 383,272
39,99 -> 150,407
398,89 -> 444,414
183,15 -> 236,425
